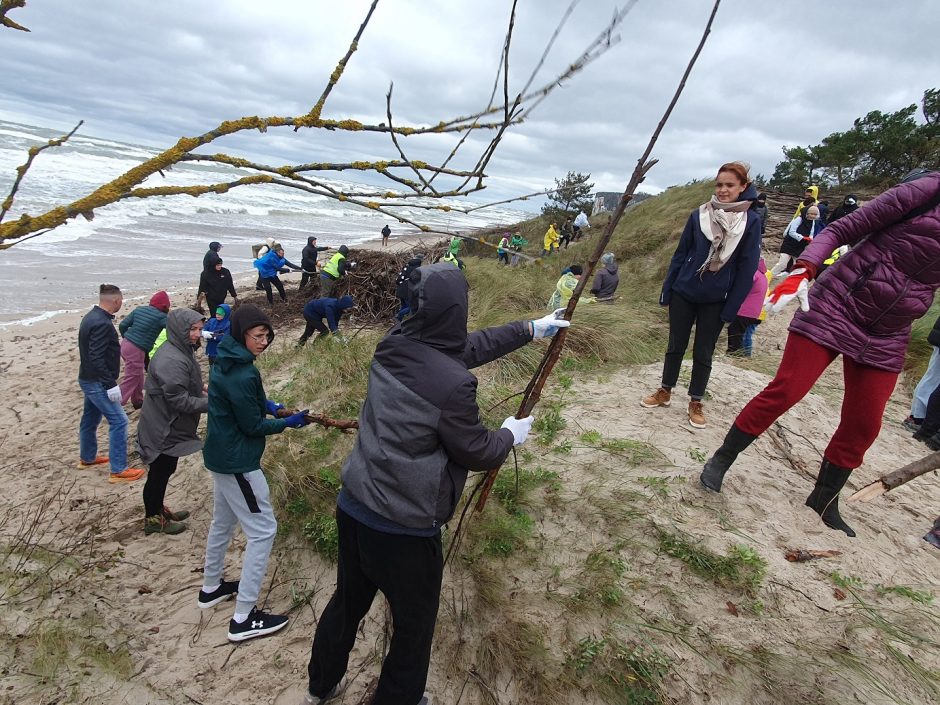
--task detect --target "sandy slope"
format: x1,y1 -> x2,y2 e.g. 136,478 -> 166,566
0,271 -> 938,704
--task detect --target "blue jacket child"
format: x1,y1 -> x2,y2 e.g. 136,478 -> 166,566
203,304 -> 232,361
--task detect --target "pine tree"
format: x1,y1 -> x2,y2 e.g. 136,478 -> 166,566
542,171 -> 595,221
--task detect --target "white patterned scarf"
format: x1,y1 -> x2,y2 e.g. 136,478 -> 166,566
696,196 -> 752,275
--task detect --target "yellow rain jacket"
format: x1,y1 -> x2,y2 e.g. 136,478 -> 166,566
793,185 -> 819,218
543,225 -> 560,252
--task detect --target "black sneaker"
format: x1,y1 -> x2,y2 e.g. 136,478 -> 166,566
197,580 -> 239,609
227,607 -> 288,642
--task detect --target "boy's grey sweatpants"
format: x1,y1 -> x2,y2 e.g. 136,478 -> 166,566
203,469 -> 277,616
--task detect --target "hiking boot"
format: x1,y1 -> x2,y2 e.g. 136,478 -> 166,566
227,607 -> 288,642
925,432 -> 940,452
901,415 -> 923,433
197,579 -> 239,608
640,387 -> 671,408
297,335 -> 309,347
688,400 -> 706,429
699,424 -> 758,493
109,468 -> 145,483
144,515 -> 186,535
77,456 -> 108,468
162,505 -> 190,521
805,459 -> 856,537
301,679 -> 347,705
924,527 -> 940,549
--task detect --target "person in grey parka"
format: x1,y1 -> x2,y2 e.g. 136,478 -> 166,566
137,308 -> 209,535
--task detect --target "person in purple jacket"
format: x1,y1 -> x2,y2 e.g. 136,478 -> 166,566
727,257 -> 768,356
699,169 -> 940,537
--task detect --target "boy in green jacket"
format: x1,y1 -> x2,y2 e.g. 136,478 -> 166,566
197,304 -> 310,642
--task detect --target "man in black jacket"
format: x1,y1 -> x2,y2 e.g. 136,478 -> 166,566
203,241 -> 222,271
300,236 -> 331,291
77,284 -> 145,483
303,263 -> 570,705
197,259 -> 238,314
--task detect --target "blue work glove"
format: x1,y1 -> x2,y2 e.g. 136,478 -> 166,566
529,308 -> 572,339
283,410 -> 310,429
265,400 -> 284,416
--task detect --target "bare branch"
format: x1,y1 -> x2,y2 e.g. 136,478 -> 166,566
385,83 -> 438,195
473,0 -> 724,513
295,0 -> 380,130
0,120 -> 82,224
0,0 -> 29,32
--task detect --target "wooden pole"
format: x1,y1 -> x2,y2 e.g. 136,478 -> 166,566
848,451 -> 940,502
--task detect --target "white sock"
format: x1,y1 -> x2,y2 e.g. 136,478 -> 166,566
202,583 -> 220,593
232,611 -> 250,624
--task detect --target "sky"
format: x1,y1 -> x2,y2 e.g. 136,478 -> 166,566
1,0 -> 938,212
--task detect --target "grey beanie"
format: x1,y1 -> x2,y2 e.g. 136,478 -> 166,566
601,252 -> 615,265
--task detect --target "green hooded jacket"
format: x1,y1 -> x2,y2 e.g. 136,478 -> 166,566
202,334 -> 287,474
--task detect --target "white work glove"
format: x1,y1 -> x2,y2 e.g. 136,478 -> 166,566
529,308 -> 572,339
200,330 -> 215,340
764,268 -> 811,316
106,385 -> 122,403
501,415 -> 535,445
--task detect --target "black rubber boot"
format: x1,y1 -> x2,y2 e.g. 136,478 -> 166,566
699,424 -> 758,493
805,459 -> 857,537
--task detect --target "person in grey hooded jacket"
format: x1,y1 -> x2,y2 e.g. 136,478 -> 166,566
590,252 -> 620,300
303,262 -> 570,705
137,308 -> 209,535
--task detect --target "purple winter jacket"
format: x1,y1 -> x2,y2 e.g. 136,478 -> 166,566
789,173 -> 940,372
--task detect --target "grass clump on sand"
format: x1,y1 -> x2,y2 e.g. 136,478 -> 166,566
655,527 -> 767,597
564,635 -> 671,705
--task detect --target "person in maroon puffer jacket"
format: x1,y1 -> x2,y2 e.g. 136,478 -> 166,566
698,169 -> 940,538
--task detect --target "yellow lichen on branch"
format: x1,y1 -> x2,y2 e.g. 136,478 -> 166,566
124,175 -> 273,199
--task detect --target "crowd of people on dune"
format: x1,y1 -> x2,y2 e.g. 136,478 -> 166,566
72,165 -> 940,704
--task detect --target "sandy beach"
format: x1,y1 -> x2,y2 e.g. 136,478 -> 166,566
1,237 -> 939,704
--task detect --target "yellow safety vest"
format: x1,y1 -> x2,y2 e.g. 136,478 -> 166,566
823,247 -> 842,267
442,252 -> 459,267
322,252 -> 345,278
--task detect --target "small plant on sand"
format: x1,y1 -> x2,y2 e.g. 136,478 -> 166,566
302,512 -> 339,561
688,447 -> 707,463
572,547 -> 627,609
534,402 -> 567,444
656,528 -> 767,596
565,635 -> 670,705
581,430 -> 603,445
875,584 -> 934,605
831,571 -> 865,591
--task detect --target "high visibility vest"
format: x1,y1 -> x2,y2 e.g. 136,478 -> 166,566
823,247 -> 842,267
322,252 -> 345,278
442,252 -> 459,267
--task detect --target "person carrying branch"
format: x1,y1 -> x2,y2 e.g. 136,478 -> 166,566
302,263 -> 570,705
699,169 -> 940,538
320,245 -> 352,298
255,245 -> 301,304
198,303 -> 310,641
641,161 -> 761,429
298,295 -> 355,346
300,236 -> 331,292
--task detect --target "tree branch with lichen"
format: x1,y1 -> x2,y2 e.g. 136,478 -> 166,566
0,0 -> 29,32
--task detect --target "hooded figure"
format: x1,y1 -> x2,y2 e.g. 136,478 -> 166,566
306,262 -> 564,704
202,304 -> 232,360
591,253 -> 620,300
203,242 -> 222,271
793,185 -> 819,218
827,194 -> 859,225
549,264 -> 582,309
320,245 -> 352,297
137,307 -> 209,534
300,236 -> 330,290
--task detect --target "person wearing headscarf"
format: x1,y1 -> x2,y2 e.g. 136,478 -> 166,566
771,205 -> 823,276
641,162 -> 761,429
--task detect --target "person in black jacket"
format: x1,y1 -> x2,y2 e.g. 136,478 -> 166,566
203,241 -> 222,271
197,259 -> 238,314
77,284 -> 145,483
299,236 -> 331,291
394,253 -> 423,320
302,263 -> 570,705
827,194 -> 859,225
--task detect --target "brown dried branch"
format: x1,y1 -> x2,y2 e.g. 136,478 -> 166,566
473,0 -> 724,512
0,0 -> 28,31
274,407 -> 359,431
849,451 -> 940,502
0,120 -> 82,224
784,549 -> 842,562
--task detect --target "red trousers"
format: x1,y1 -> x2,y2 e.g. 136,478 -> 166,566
735,332 -> 898,469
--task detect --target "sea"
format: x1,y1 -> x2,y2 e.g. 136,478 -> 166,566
0,120 -> 530,326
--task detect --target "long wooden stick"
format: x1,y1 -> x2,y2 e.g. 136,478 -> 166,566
474,0 -> 723,512
848,451 -> 940,502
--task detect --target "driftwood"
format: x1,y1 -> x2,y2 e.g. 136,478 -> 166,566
275,407 -> 358,433
472,0 -> 724,513
848,451 -> 940,502
784,549 -> 842,563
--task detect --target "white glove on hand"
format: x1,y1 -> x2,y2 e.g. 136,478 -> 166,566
106,385 -> 122,403
530,308 -> 572,339
200,330 -> 215,340
501,415 -> 535,445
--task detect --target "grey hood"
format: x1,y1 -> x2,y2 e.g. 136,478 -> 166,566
167,308 -> 204,353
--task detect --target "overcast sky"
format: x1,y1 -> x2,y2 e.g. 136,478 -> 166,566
1,0 -> 937,210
